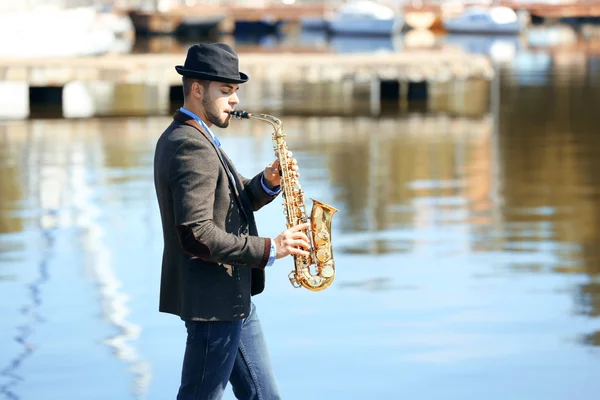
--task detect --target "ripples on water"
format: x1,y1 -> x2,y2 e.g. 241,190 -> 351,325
2,29 -> 600,399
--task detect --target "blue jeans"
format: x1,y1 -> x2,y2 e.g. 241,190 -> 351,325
177,302 -> 281,400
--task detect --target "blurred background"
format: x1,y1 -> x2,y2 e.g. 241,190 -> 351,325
1,0 -> 600,399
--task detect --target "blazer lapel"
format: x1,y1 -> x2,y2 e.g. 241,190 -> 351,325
173,110 -> 250,220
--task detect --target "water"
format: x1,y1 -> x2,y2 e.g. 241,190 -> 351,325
2,28 -> 600,399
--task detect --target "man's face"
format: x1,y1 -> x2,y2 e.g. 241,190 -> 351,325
201,81 -> 240,129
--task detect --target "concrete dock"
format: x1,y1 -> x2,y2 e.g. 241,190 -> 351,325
0,51 -> 494,120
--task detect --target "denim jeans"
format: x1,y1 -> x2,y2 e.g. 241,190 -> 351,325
177,302 -> 281,400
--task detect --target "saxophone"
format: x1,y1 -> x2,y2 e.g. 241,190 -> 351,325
229,110 -> 338,292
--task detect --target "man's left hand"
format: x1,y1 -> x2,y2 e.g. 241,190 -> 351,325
263,151 -> 299,189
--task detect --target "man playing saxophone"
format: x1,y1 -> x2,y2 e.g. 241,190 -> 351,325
153,42 -> 310,400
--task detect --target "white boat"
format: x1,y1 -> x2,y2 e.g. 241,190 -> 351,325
0,6 -> 134,58
443,6 -> 524,34
328,1 -> 404,36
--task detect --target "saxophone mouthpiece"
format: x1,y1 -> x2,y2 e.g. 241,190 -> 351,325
229,110 -> 251,119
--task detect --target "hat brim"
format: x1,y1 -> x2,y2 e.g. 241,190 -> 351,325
175,66 -> 249,84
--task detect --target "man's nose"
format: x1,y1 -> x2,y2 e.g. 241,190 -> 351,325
230,92 -> 239,105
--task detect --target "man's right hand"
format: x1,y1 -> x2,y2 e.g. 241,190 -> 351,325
274,222 -> 311,259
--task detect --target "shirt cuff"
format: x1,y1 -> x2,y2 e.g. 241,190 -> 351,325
261,173 -> 281,196
266,240 -> 277,267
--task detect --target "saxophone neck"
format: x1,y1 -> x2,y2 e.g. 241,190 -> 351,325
229,110 -> 282,132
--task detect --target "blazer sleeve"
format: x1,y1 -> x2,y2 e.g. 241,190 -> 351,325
170,137 -> 271,269
238,172 -> 279,212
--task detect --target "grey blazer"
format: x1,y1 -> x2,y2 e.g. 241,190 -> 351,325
153,110 -> 279,321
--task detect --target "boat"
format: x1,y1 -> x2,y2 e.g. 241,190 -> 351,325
0,6 -> 134,58
443,6 -> 524,34
128,6 -> 226,36
327,0 -> 404,36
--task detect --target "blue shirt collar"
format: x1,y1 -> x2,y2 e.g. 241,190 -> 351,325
179,107 -> 220,147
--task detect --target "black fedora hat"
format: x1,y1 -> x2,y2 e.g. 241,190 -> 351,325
175,43 -> 249,84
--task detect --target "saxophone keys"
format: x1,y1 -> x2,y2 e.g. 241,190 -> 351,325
298,256 -> 310,267
309,276 -> 322,287
315,247 -> 331,262
320,264 -> 334,278
314,230 -> 329,246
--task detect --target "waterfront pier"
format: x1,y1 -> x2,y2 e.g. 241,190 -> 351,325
0,50 -> 494,120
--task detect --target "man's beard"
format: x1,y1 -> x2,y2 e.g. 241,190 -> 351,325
203,95 -> 229,128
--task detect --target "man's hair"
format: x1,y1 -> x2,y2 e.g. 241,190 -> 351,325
182,77 -> 210,100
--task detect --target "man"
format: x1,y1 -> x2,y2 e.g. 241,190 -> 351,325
153,43 -> 311,399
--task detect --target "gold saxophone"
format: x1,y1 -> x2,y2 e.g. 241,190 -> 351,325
229,110 -> 338,292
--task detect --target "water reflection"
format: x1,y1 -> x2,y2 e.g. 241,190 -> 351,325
70,149 -> 151,399
2,39 -> 600,399
0,120 -> 157,398
275,57 -> 600,346
497,62 -> 600,330
72,119 -> 154,398
443,33 -> 522,63
527,24 -> 579,48
284,114 -> 493,240
328,34 -> 403,53
582,330 -> 600,346
336,277 -> 419,291
497,67 -> 600,264
0,219 -> 53,400
0,122 -> 61,399
0,124 -> 25,236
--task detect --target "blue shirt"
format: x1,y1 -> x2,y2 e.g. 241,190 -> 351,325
179,107 -> 279,267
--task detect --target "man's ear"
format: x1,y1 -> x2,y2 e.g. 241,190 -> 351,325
193,81 -> 204,99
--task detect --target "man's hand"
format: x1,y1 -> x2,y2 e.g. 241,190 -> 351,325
274,222 -> 311,259
263,151 -> 299,190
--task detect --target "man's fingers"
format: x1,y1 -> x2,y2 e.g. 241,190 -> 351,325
267,159 -> 279,170
290,247 -> 310,257
283,238 -> 310,250
291,222 -> 310,231
289,239 -> 310,250
291,232 -> 310,242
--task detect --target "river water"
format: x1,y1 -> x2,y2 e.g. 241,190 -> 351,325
2,26 -> 600,400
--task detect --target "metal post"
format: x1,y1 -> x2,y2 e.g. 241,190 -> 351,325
489,62 -> 503,250
370,76 -> 380,117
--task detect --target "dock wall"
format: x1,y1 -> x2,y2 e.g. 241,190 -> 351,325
0,51 -> 494,120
